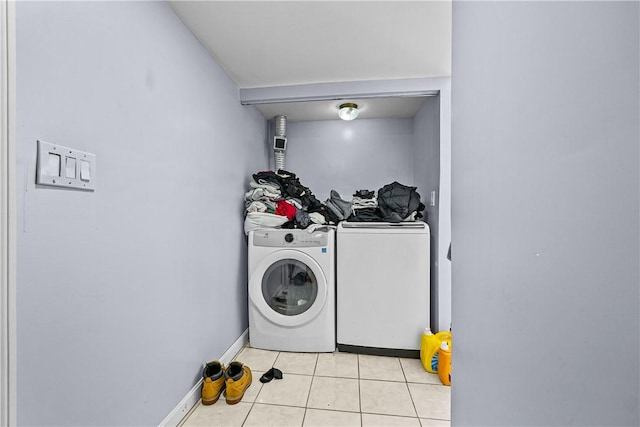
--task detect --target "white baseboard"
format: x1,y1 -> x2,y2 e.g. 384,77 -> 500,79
158,376 -> 203,427
158,329 -> 249,427
218,328 -> 250,366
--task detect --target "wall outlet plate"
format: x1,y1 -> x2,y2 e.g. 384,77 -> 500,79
36,140 -> 96,191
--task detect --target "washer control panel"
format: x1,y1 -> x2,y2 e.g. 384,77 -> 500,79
253,229 -> 330,247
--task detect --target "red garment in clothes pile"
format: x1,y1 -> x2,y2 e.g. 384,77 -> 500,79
275,200 -> 297,220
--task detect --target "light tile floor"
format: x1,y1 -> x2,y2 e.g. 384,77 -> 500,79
180,347 -> 450,427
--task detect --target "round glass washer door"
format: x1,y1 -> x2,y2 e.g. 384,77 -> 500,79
249,249 -> 327,327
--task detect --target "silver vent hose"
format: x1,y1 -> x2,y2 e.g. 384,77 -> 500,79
275,115 -> 286,138
274,151 -> 286,172
274,115 -> 286,172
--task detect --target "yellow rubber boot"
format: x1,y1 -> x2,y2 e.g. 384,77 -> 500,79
224,361 -> 252,405
201,361 -> 225,405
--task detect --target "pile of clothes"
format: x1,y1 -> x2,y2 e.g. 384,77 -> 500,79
243,170 -> 426,234
244,170 -> 332,234
326,182 -> 425,223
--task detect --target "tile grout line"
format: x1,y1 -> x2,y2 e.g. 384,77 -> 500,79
426,417 -> 448,423
241,348 -> 280,427
312,352 -> 319,377
300,353 -> 319,427
245,401 -> 363,413
399,356 -> 408,383
398,356 -> 421,421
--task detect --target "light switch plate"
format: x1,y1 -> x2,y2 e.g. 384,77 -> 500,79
36,140 -> 96,191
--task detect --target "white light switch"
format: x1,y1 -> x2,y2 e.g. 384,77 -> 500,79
65,157 -> 76,179
36,140 -> 96,191
80,160 -> 91,181
46,153 -> 61,177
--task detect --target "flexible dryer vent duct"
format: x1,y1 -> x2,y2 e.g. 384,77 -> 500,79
274,115 -> 286,172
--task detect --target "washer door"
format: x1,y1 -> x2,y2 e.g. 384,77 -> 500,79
249,249 -> 327,327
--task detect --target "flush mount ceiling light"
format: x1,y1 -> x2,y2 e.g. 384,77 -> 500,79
338,103 -> 359,121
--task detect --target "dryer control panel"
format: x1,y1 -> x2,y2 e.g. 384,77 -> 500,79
252,229 -> 329,247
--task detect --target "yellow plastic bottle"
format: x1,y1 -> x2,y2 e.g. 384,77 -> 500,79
419,328 -> 440,373
435,330 -> 452,349
437,341 -> 451,386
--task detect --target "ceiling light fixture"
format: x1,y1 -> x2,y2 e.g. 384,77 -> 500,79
338,103 -> 359,121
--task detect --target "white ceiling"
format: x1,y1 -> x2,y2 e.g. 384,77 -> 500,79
169,1 -> 451,121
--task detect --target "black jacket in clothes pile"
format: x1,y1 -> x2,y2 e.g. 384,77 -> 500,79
377,181 -> 425,222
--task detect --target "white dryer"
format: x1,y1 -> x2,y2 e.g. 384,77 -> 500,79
248,228 -> 335,352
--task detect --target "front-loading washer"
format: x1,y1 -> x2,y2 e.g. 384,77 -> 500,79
248,228 -> 335,352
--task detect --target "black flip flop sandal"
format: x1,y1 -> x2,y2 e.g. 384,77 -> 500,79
259,367 -> 283,383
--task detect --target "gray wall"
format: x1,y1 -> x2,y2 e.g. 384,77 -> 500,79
15,2 -> 267,425
452,2 -> 639,426
413,97 -> 441,330
285,118 -> 416,201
